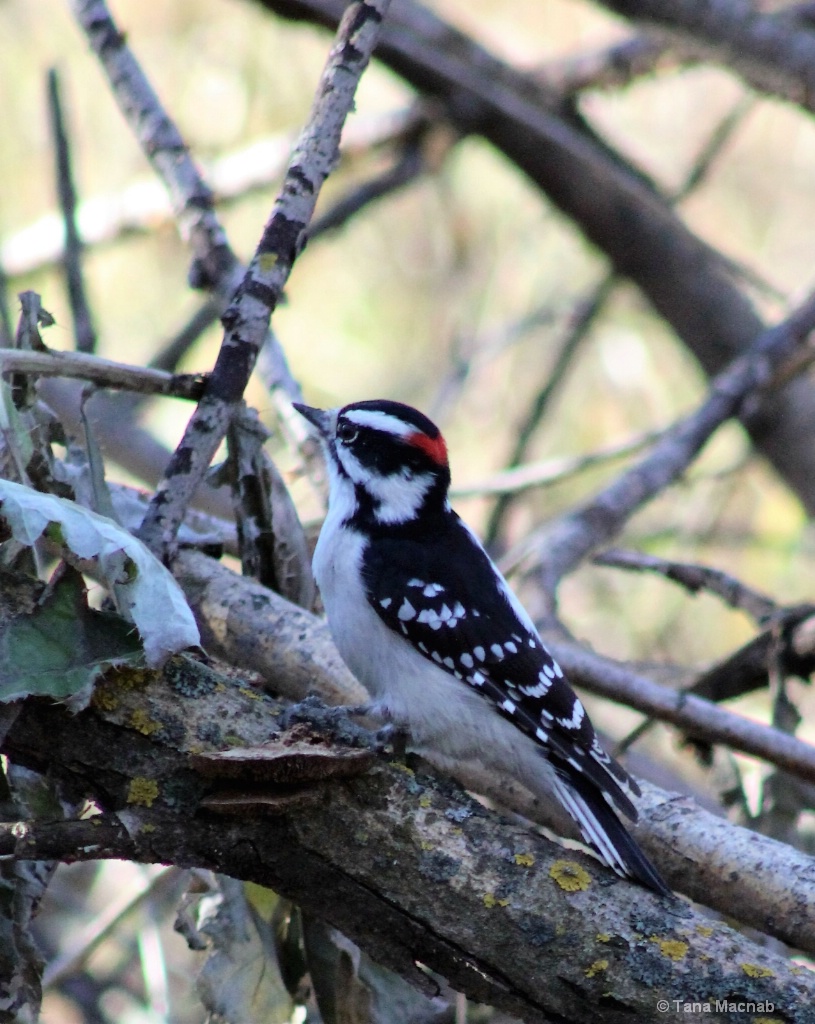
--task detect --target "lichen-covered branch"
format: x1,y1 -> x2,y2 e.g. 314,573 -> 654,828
170,551 -> 815,952
133,0 -> 390,559
2,659 -> 814,1023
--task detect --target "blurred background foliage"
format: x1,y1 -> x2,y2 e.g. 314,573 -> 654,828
3,0 -> 815,1020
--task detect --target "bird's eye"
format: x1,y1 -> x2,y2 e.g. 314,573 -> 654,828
336,421 -> 359,444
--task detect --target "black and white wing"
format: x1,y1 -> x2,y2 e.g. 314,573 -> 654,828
361,512 -> 671,895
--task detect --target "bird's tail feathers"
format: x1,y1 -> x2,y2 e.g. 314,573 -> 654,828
551,772 -> 672,898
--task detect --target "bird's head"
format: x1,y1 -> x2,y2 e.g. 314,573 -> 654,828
294,398 -> 450,526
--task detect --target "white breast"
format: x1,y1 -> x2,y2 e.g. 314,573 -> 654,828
312,505 -> 557,803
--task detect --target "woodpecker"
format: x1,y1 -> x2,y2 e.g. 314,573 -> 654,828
294,398 -> 670,896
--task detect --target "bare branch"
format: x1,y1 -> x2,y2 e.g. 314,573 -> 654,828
134,0 -> 390,559
47,68 -> 97,355
3,656 -> 815,1020
593,548 -> 779,624
69,0 -> 239,303
521,290 -> 815,593
0,348 -> 206,400
595,0 -> 815,114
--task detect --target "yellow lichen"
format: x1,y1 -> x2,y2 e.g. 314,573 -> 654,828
258,252 -> 279,273
238,687 -> 261,700
596,933 -> 611,943
141,823 -> 156,833
419,795 -> 432,808
92,686 -> 119,711
695,924 -> 713,937
483,892 -> 510,909
129,708 -> 161,736
741,963 -> 773,979
585,959 -> 609,978
420,841 -> 434,851
514,853 -> 534,867
127,777 -> 159,807
650,938 -> 688,962
549,859 -> 591,892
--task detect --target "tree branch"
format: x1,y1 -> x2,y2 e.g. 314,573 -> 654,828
595,0 -> 815,114
132,0 -> 390,558
0,348 -> 206,400
3,661 -> 815,1022
260,0 -> 815,513
520,290 -> 815,592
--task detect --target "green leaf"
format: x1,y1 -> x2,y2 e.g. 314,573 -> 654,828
0,567 -> 143,706
0,479 -> 199,666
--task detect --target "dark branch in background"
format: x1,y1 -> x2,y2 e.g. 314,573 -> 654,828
70,0 -> 239,306
262,0 -> 815,513
485,275 -> 616,546
596,0 -> 815,113
522,290 -> 815,594
0,264 -> 12,348
537,30 -> 688,93
487,95 -> 754,547
690,605 -> 815,704
47,68 -> 97,355
305,104 -> 435,239
133,0 -> 390,559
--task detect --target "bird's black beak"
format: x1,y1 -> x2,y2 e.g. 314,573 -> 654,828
293,402 -> 331,437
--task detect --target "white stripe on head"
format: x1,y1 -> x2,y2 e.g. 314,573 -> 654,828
342,408 -> 416,439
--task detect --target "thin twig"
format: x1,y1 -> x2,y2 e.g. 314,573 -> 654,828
47,68 -> 97,354
135,0 -> 391,559
593,548 -> 779,625
485,274 -> 616,544
453,428 -> 665,500
519,289 -> 815,595
595,0 -> 815,115
0,349 -> 206,400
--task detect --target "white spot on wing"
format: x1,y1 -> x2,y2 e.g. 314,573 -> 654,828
398,599 -> 417,621
474,646 -> 485,661
460,653 -> 474,668
380,597 -> 392,609
557,701 -> 585,731
490,643 -> 504,660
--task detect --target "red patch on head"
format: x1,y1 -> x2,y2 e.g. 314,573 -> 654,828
407,431 -> 448,466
